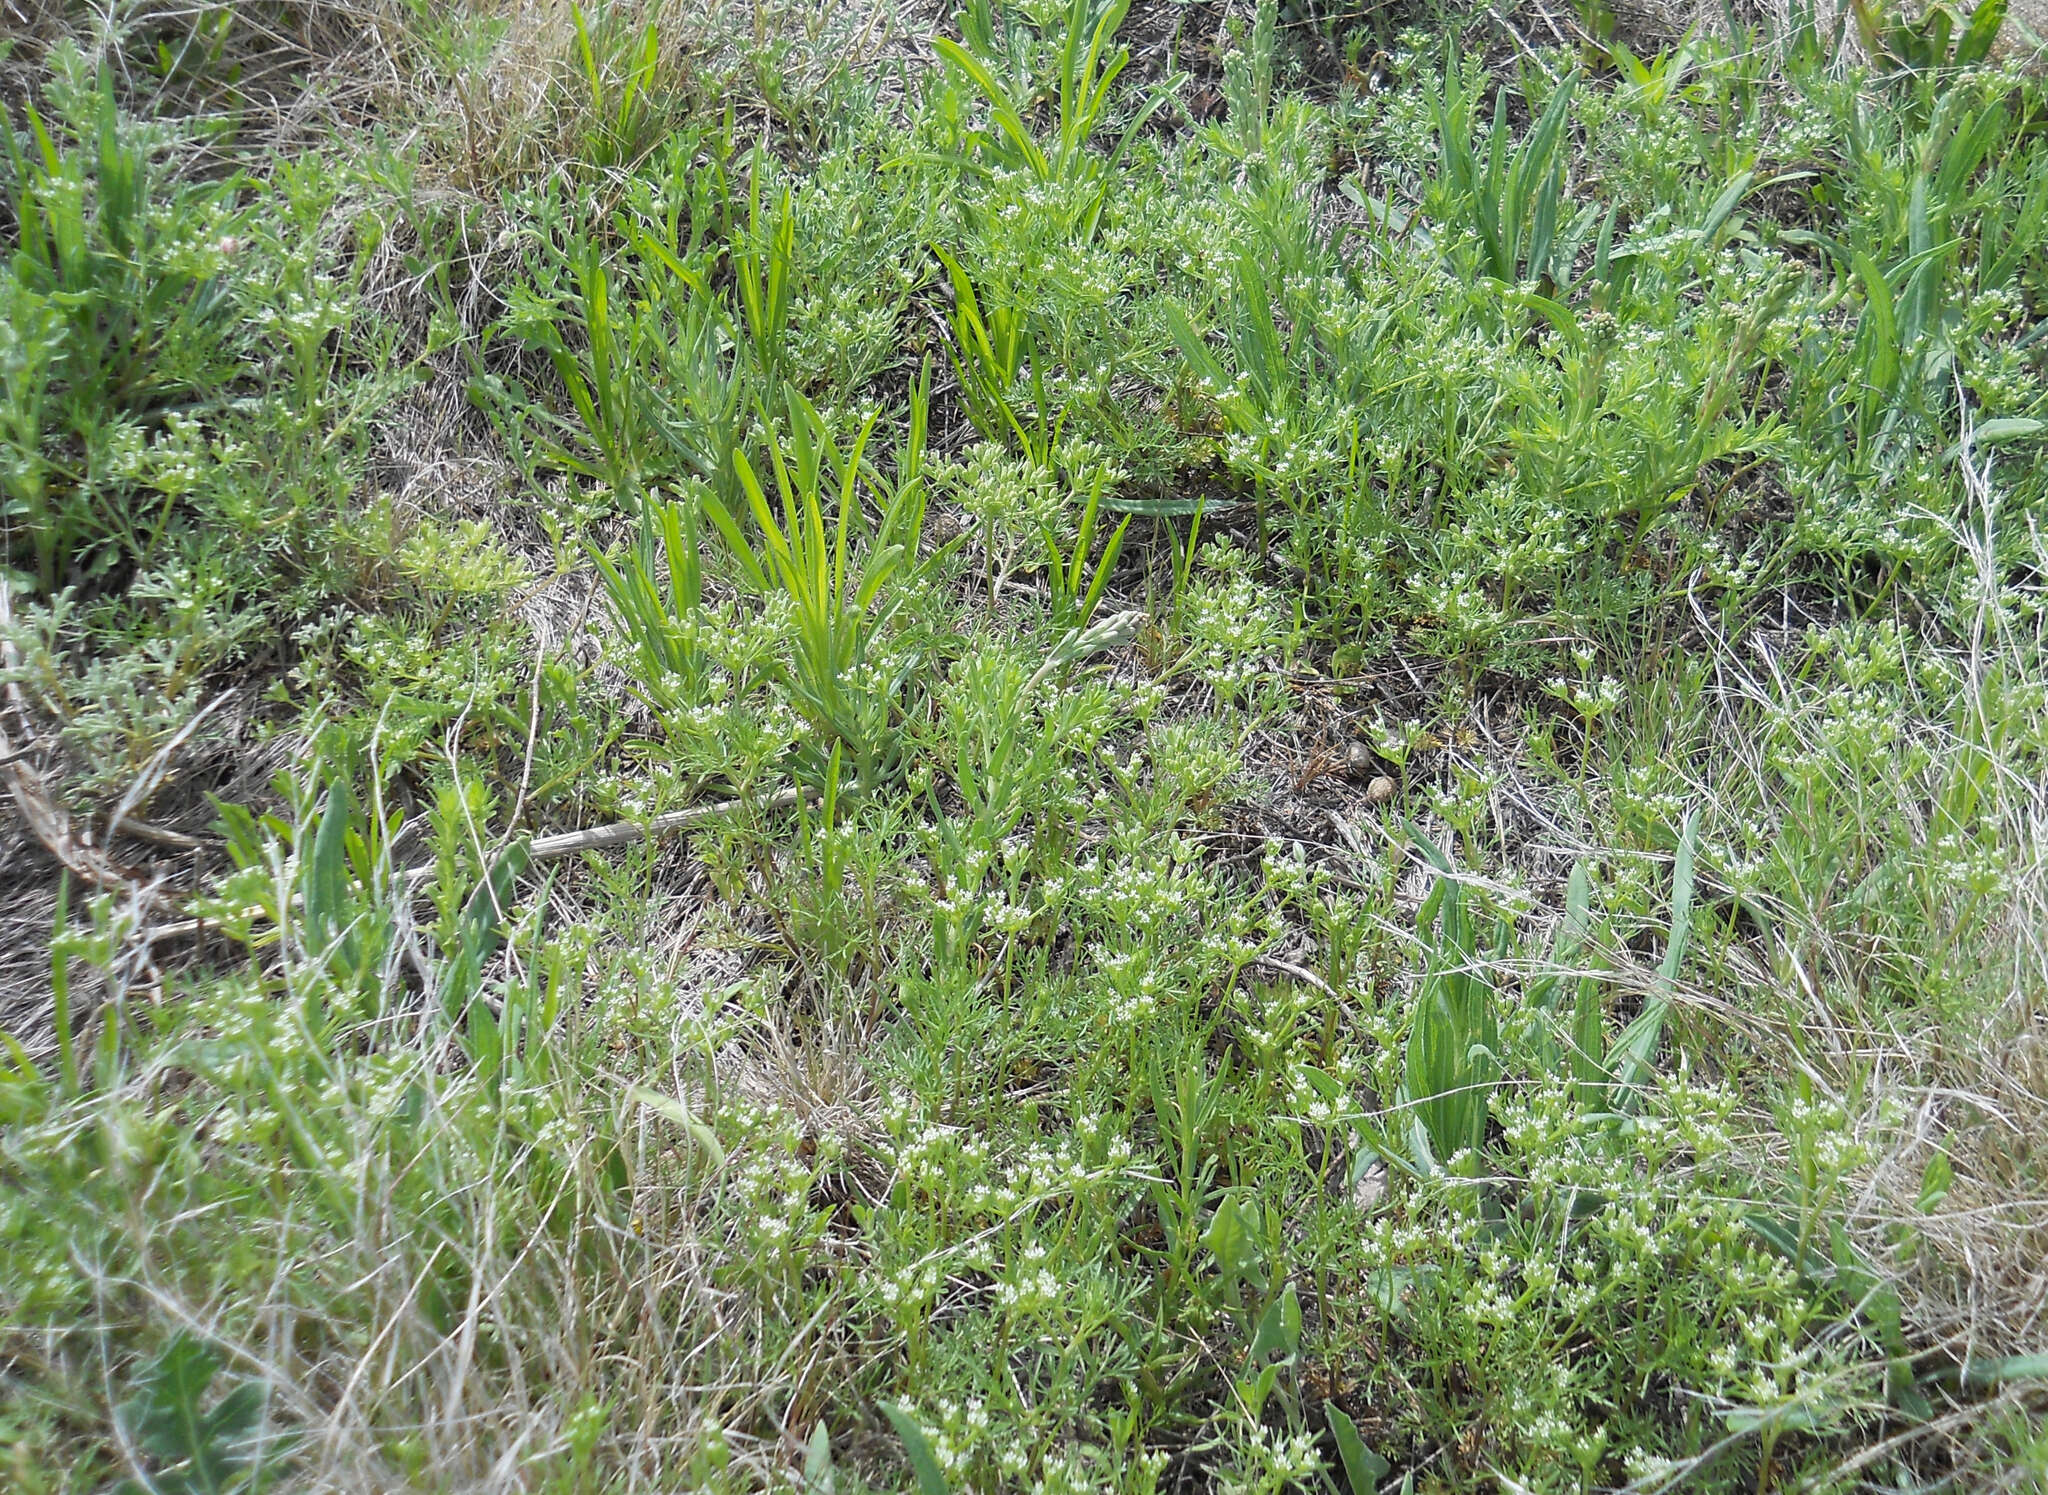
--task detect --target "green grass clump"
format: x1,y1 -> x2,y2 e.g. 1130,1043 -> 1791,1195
4,0 -> 2048,1491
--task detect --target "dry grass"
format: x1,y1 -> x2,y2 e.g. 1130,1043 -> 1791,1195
383,0 -> 946,195
1633,442 -> 2048,1465
2,1 -> 404,162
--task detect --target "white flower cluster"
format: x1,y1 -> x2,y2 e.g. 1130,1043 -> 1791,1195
890,1397 -> 993,1482
1071,842 -> 1211,936
1181,572 -> 1289,701
1091,940 -> 1165,1026
992,1240 -> 1060,1315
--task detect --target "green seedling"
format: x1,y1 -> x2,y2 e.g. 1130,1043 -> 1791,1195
1399,833 -> 1504,1172
1429,63 -> 1592,289
699,376 -> 933,784
934,0 -> 1182,242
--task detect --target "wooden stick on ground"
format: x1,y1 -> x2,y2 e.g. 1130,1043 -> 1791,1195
526,785 -> 810,862
140,784 -> 816,944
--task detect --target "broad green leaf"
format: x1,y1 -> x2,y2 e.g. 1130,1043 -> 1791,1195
1917,1150 -> 1953,1213
1250,1282 -> 1302,1361
881,1405 -> 952,1495
1328,1404 -> 1391,1495
805,1421 -> 835,1495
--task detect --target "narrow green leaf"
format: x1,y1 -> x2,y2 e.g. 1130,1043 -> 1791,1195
1658,809 -> 1699,983
1962,1352 -> 2048,1387
1608,812 -> 1698,1098
699,487 -> 769,593
1852,250 -> 1900,398
1963,417 -> 2044,446
1699,169 -> 1756,247
805,1421 -> 835,1495
1916,1150 -> 1953,1213
629,1086 -> 727,1169
305,777 -> 354,949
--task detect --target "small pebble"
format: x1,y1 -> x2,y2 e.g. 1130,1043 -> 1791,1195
1366,776 -> 1396,804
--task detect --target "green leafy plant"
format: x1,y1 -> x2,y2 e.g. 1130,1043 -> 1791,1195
1603,809 -> 1699,1103
1,66 -> 240,591
733,168 -> 798,395
593,490 -> 709,716
1395,836 -> 1504,1172
519,246 -> 659,504
1428,63 -> 1592,289
1040,462 -> 1128,635
1164,248 -> 1298,544
1833,93 -> 2010,463
1521,862 -> 1616,1113
113,1333 -> 293,1495
698,376 -> 933,782
1608,34 -> 1704,122
569,0 -> 666,171
930,245 -> 1134,608
513,223 -> 746,509
1850,0 -> 2007,76
935,0 -> 1182,242
932,244 -> 1050,459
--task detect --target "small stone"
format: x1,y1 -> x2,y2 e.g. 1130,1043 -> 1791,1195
1365,776 -> 1396,804
1350,1161 -> 1388,1212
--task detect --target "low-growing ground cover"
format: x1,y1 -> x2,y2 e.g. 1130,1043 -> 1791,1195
3,0 -> 2047,1489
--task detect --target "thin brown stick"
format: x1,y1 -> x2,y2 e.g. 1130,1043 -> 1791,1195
104,687 -> 238,846
140,784 -> 816,944
1254,953 -> 1337,997
526,785 -> 810,862
116,818 -> 214,852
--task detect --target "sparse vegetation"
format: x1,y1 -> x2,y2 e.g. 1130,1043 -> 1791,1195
3,0 -> 2048,1490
